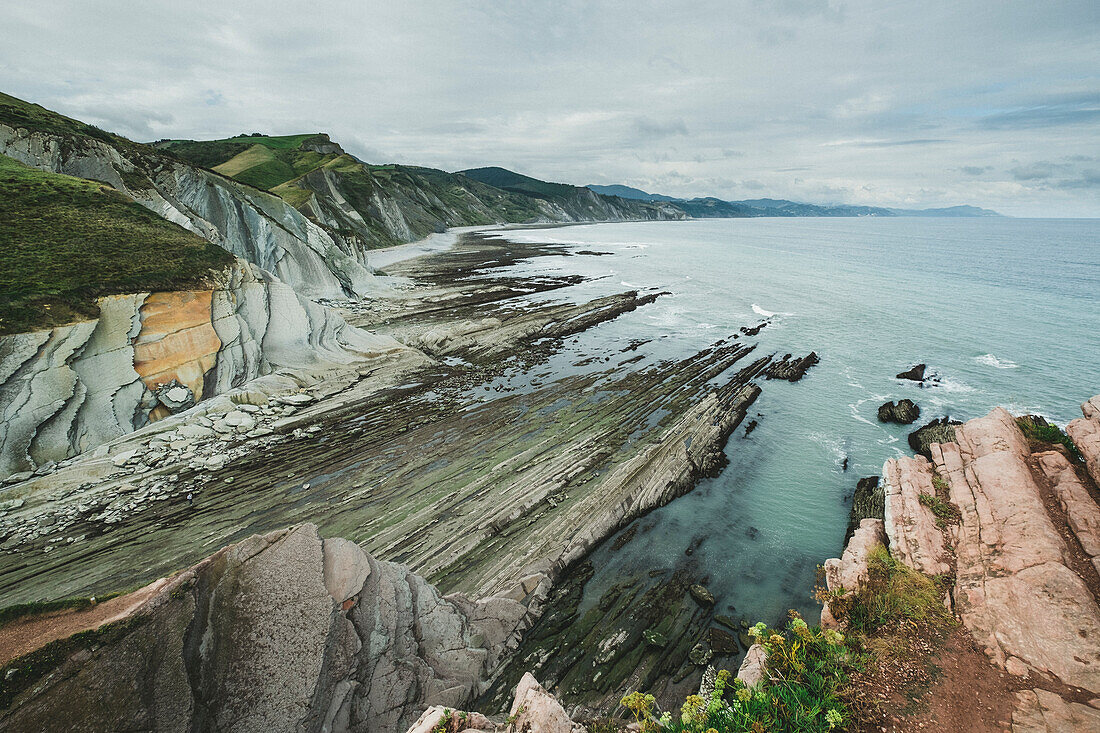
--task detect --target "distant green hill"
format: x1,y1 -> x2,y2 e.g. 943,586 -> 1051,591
0,153 -> 232,334
459,166 -> 580,199
159,137 -> 681,249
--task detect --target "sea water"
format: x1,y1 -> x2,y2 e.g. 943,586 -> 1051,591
492,217 -> 1100,625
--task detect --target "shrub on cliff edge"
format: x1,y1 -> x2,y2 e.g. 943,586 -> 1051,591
621,613 -> 853,732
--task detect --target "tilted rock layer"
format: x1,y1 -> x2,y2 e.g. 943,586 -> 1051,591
849,397 -> 1100,732
0,124 -> 378,300
0,524 -> 529,733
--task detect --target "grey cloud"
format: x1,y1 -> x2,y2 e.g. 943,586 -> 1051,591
631,117 -> 689,139
1010,162 -> 1058,181
0,0 -> 1098,216
1056,170 -> 1100,189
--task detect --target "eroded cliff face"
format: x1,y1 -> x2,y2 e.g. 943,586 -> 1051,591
823,396 -> 1100,732
0,524 -> 531,733
0,261 -> 406,478
0,124 -> 377,300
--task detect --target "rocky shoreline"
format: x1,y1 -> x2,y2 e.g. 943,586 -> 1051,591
0,231 -> 824,731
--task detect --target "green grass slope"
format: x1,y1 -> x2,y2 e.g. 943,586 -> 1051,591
0,154 -> 233,335
156,134 -> 337,189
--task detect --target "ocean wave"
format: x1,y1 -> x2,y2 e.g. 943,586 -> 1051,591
752,304 -> 775,317
928,376 -> 976,394
974,353 -> 1019,369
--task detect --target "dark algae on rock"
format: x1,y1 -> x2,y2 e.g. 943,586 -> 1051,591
877,399 -> 920,424
908,416 -> 962,459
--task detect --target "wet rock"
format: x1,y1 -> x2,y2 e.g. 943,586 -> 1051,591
743,419 -> 758,437
642,629 -> 668,648
907,416 -> 962,459
738,632 -> 752,651
708,627 -> 739,654
877,399 -> 920,424
845,476 -> 885,543
896,363 -> 926,381
689,584 -> 715,606
714,614 -> 738,631
689,643 -> 713,666
764,351 -> 819,382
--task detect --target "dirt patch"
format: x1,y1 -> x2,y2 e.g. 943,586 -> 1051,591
850,623 -> 1022,732
0,579 -> 164,665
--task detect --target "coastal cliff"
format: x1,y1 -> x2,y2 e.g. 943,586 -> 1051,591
0,260 -> 407,478
819,397 -> 1100,731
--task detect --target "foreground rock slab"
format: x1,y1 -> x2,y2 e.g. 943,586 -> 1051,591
0,524 -> 528,733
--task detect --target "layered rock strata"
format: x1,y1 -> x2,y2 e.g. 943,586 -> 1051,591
0,123 -> 378,300
0,261 -> 407,478
0,524 -> 528,733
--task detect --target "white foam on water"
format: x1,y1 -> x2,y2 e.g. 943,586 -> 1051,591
752,304 -> 776,317
974,353 -> 1019,369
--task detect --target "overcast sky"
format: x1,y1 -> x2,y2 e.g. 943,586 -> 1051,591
2,1 -> 1098,216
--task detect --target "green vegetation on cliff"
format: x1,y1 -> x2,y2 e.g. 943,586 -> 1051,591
0,154 -> 232,334
156,133 -> 337,189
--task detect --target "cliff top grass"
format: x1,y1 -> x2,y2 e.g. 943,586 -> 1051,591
155,133 -> 337,187
0,154 -> 233,335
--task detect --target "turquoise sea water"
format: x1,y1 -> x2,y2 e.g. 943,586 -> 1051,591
496,217 -> 1100,626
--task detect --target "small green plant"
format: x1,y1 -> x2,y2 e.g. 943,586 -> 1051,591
844,547 -> 952,636
918,492 -> 960,529
505,705 -> 525,725
1016,417 -> 1084,463
620,613 -> 852,732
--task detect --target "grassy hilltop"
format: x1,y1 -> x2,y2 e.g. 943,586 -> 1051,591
0,154 -> 231,335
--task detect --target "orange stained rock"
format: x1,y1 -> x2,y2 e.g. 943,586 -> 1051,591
133,290 -> 221,417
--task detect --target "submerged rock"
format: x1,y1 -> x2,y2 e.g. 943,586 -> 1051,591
689,584 -> 715,606
708,627 -> 739,655
877,398 -> 920,424
689,643 -> 713,666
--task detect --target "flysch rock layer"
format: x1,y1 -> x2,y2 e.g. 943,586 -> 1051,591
0,260 -> 409,478
0,124 -> 379,301
0,524 -> 529,733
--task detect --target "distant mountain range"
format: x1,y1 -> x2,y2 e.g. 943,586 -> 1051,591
587,184 -> 1002,218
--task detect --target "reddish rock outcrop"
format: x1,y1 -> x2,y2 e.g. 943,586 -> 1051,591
1067,394 -> 1100,487
882,455 -> 952,576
